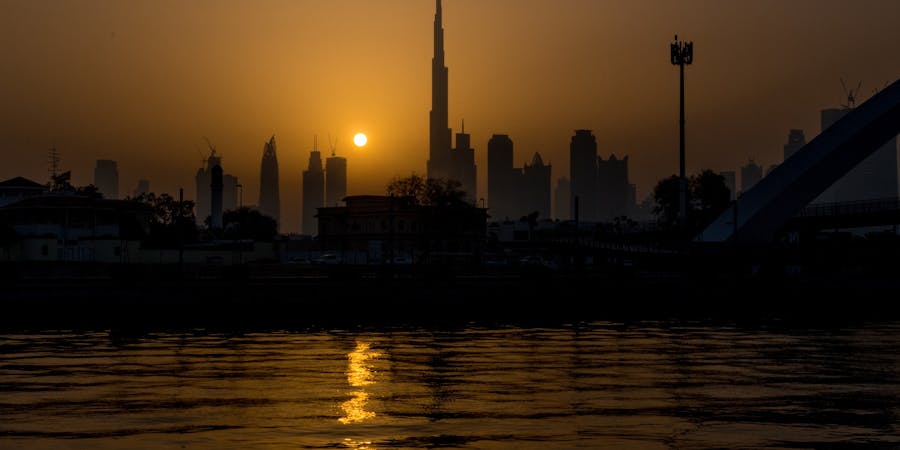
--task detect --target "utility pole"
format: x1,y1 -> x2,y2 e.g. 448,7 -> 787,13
671,35 -> 694,228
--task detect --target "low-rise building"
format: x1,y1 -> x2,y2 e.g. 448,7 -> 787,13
316,195 -> 488,265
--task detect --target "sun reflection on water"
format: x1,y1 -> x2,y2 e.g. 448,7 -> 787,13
339,341 -> 381,425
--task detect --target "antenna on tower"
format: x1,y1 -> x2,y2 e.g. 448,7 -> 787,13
313,134 -> 318,152
840,78 -> 862,109
328,134 -> 337,157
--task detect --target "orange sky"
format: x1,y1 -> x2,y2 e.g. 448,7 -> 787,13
2,0 -> 899,233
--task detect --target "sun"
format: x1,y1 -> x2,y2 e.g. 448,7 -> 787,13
353,133 -> 367,147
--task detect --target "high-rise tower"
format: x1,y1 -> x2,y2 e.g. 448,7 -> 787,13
570,130 -> 599,221
259,135 -> 281,228
94,160 -> 119,199
195,149 -> 221,225
210,165 -> 224,229
427,0 -> 452,180
325,151 -> 347,207
302,142 -> 325,236
488,134 -> 515,220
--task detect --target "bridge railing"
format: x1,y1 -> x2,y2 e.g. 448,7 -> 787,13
796,197 -> 900,218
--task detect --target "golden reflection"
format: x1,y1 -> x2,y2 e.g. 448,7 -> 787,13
342,437 -> 376,449
339,341 -> 382,425
339,392 -> 376,424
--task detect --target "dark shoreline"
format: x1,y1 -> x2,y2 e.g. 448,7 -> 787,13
2,263 -> 898,330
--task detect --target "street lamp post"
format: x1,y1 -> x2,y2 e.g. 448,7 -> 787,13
671,35 -> 693,228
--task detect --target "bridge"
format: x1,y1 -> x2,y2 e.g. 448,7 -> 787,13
786,197 -> 900,231
697,78 -> 900,244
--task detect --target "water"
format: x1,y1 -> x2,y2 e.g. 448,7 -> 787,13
2,323 -> 899,449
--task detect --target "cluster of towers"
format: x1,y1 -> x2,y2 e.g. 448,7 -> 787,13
195,146 -> 239,228
427,0 -> 633,224
189,134 -> 347,235
301,141 -> 347,235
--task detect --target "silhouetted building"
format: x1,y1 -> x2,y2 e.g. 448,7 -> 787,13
766,164 -> 779,176
740,159 -> 763,194
325,152 -> 347,207
132,179 -> 150,198
487,134 -> 516,220
316,195 -> 487,265
0,195 -> 150,262
427,0 -> 452,181
259,135 -> 280,227
210,165 -> 223,229
521,153 -> 551,219
597,154 -> 629,220
425,1 -> 476,193
783,129 -> 806,161
94,160 -> 118,199
302,149 -> 325,235
451,126 -> 477,201
554,177 -> 570,220
815,108 -> 898,203
195,149 -> 236,226
570,130 -> 599,221
0,177 -> 48,207
719,171 -> 736,201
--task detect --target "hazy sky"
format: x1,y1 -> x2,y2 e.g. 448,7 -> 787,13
2,0 -> 899,232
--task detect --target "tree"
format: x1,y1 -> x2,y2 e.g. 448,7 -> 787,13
222,207 -> 278,241
75,184 -> 103,199
691,170 -> 731,227
653,170 -> 731,231
387,173 -> 469,207
386,173 -> 426,201
652,175 -> 681,227
130,192 -> 196,245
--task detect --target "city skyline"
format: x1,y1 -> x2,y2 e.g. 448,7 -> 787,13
2,0 -> 900,233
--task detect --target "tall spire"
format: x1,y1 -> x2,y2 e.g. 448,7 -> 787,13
428,0 -> 451,179
434,0 -> 443,64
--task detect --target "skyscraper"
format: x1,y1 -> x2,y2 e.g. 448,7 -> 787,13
425,1 -> 476,191
427,0 -> 452,181
259,135 -> 281,227
195,150 -> 221,225
132,179 -> 150,198
326,152 -> 347,207
783,129 -> 806,161
719,171 -> 736,201
570,130 -> 599,221
815,108 -> 897,203
487,134 -> 515,220
210,165 -> 223,229
302,147 -> 325,236
597,154 -> 630,220
94,160 -> 118,199
522,152 -> 551,220
554,177 -> 570,220
195,148 -> 239,226
741,159 -> 763,194
451,127 -> 477,201
223,175 -> 239,212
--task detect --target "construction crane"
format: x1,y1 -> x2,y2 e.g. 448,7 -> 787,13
840,78 -> 862,109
